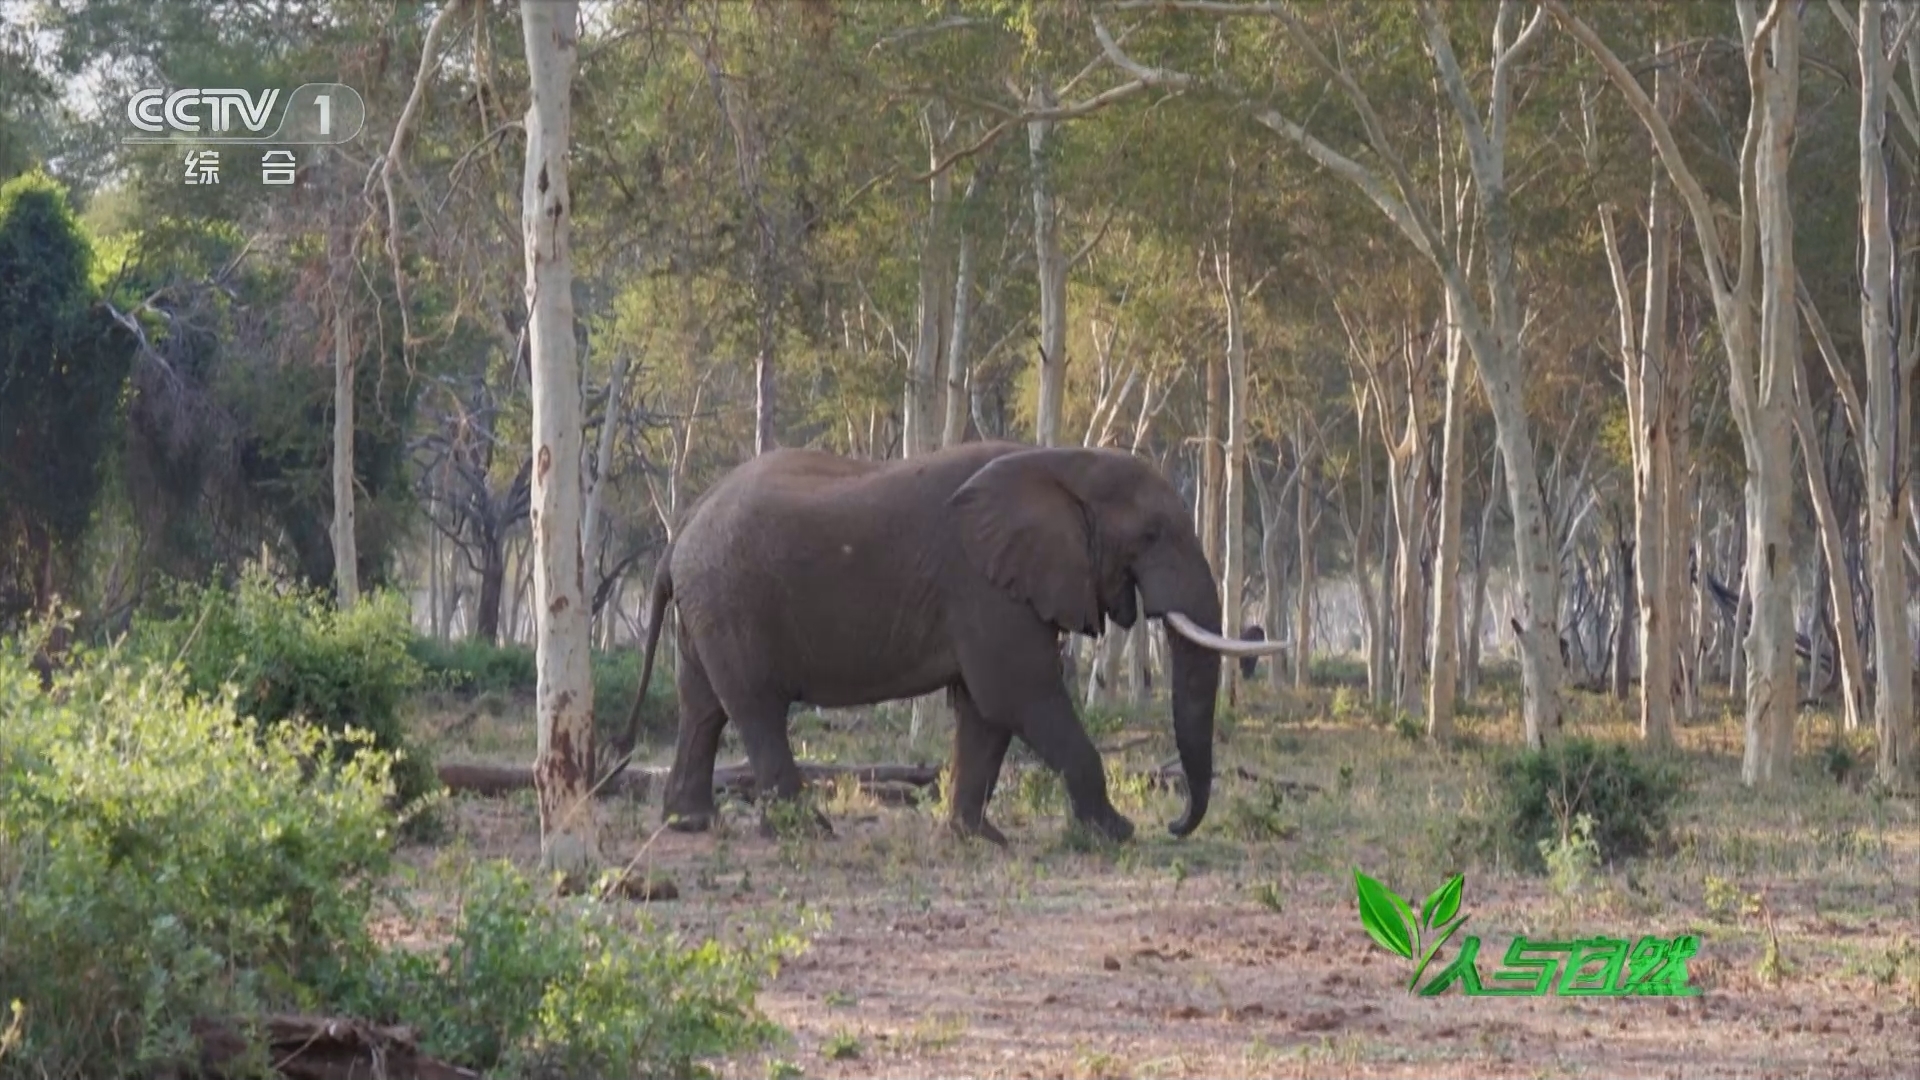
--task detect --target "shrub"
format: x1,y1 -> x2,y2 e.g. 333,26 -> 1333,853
0,641 -> 397,1078
352,859 -> 793,1079
1490,738 -> 1684,872
407,636 -> 677,748
123,567 -> 435,802
408,636 -> 538,694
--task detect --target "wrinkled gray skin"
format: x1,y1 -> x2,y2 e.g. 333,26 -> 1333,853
607,442 -> 1259,844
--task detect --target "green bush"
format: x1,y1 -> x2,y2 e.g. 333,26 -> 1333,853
123,568 -> 435,803
352,859 -> 793,1079
0,641 -> 398,1078
409,636 -> 538,694
590,645 -> 677,747
1489,738 -> 1684,872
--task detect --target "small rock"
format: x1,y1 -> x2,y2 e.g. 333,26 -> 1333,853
1103,955 -> 1122,971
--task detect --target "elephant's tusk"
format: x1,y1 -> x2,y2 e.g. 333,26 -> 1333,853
1164,611 -> 1291,657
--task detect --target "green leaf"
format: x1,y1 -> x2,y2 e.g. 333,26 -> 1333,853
1421,873 -> 1464,931
1353,870 -> 1414,960
1408,915 -> 1470,992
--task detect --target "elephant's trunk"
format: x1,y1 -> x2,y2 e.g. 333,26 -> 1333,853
1164,627 -> 1219,837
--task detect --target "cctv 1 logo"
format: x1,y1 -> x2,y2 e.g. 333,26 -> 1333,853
124,84 -> 365,144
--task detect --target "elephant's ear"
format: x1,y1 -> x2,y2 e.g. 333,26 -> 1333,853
949,451 -> 1101,635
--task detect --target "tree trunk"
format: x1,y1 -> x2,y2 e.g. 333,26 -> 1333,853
1200,351 -> 1225,573
1858,0 -> 1916,787
905,101 -> 953,459
1790,356 -> 1867,731
330,281 -> 359,610
581,347 -> 630,623
1612,536 -> 1634,700
1464,454 -> 1499,701
476,534 -> 506,644
1029,80 -> 1067,448
521,0 -> 597,874
1294,436 -> 1315,691
1428,290 -> 1469,737
1218,248 -> 1249,704
941,169 -> 982,448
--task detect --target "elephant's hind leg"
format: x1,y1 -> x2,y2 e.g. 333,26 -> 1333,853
946,683 -> 1012,846
662,638 -> 727,833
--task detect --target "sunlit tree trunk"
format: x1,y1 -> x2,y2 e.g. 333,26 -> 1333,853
522,0 -> 597,874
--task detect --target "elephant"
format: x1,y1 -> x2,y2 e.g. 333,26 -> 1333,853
605,441 -> 1287,844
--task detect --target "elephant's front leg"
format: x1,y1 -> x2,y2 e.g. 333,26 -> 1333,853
1018,703 -> 1135,843
946,683 -> 1012,846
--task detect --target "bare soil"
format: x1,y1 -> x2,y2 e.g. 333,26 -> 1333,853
413,685 -> 1920,1079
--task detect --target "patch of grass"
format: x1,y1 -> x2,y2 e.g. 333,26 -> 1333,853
821,1030 -> 862,1061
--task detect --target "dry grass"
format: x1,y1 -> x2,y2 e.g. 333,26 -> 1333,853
404,662 -> 1920,1079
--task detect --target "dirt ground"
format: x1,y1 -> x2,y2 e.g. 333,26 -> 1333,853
415,685 -> 1920,1079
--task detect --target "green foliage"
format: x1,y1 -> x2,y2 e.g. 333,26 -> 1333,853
407,636 -> 678,746
353,859 -> 793,1079
123,568 -> 436,803
0,169 -> 134,625
0,640 -> 397,1079
1488,739 -> 1685,873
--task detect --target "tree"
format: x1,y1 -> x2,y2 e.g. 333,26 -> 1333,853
521,0 -> 597,874
0,170 -> 133,624
1550,0 -> 1804,785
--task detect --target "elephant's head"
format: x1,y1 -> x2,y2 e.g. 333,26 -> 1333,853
948,446 -> 1287,837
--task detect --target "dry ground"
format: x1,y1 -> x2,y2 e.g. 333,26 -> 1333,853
410,674 -> 1920,1079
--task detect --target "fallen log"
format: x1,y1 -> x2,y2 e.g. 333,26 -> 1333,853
192,1014 -> 477,1080
435,760 -> 944,802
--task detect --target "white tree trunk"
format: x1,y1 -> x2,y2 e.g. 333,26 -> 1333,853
1219,249 -> 1249,703
941,169 -> 982,448
521,0 -> 597,874
330,283 -> 359,610
1294,437 -> 1315,691
1856,0 -> 1916,787
906,101 -> 953,458
1741,1 -> 1802,785
581,348 -> 630,584
1790,358 -> 1867,731
1428,292 -> 1469,738
1029,80 -> 1067,448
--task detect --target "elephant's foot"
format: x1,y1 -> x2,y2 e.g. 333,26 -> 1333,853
1076,809 -> 1135,844
663,808 -> 714,833
945,814 -> 1009,847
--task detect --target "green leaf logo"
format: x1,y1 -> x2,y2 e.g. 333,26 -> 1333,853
1354,869 -> 1414,959
1355,868 -> 1471,993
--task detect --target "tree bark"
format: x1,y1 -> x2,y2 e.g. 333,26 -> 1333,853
581,347 -> 630,597
521,0 -> 597,874
1463,454 -> 1500,701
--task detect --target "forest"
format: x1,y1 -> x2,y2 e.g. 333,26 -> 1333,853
1,1 -> 1918,1077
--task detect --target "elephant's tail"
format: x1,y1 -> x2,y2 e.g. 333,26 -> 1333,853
601,547 -> 674,787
